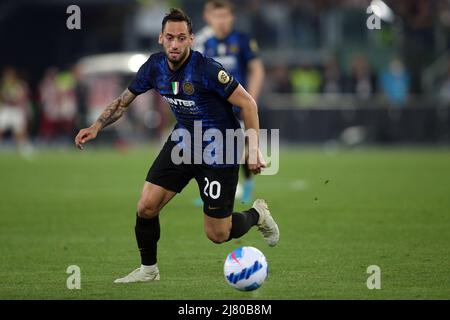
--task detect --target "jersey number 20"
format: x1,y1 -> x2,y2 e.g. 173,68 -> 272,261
203,177 -> 221,199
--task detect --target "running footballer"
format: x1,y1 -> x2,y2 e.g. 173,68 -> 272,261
74,8 -> 279,283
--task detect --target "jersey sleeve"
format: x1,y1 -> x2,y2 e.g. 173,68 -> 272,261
204,58 -> 239,99
241,34 -> 259,63
128,56 -> 154,95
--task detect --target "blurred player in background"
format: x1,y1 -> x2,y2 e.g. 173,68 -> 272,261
194,0 -> 265,204
192,1 -> 214,53
0,67 -> 33,157
38,67 -> 77,143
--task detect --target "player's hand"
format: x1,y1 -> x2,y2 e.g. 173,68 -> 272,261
75,125 -> 100,150
247,148 -> 267,175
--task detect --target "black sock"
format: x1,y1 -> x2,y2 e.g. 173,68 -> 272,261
135,214 -> 160,266
227,208 -> 259,240
242,163 -> 252,179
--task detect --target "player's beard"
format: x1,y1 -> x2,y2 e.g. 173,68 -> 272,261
166,48 -> 189,67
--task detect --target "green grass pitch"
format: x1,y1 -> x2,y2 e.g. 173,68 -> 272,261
0,146 -> 449,299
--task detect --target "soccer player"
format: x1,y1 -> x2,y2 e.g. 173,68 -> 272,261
194,0 -> 265,204
74,8 -> 279,283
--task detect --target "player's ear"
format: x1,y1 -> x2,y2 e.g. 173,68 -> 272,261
158,33 -> 163,45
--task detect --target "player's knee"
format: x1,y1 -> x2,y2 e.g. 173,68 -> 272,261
206,229 -> 230,244
137,199 -> 160,219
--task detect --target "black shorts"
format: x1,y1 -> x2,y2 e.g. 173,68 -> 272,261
146,139 -> 239,218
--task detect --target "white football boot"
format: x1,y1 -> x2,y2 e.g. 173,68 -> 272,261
114,265 -> 160,283
253,199 -> 280,247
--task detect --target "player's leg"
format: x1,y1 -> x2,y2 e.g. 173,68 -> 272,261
114,182 -> 176,283
239,119 -> 255,204
0,107 -> 12,145
198,165 -> 247,243
203,201 -> 279,246
12,108 -> 33,157
197,165 -> 279,245
204,208 -> 260,244
204,215 -> 232,244
0,108 -> 5,143
115,139 -> 192,283
192,195 -> 203,207
240,163 -> 254,204
135,182 -> 176,267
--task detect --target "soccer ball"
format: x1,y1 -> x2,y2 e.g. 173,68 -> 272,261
224,246 -> 268,291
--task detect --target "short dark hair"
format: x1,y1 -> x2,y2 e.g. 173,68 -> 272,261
161,8 -> 193,34
207,0 -> 235,12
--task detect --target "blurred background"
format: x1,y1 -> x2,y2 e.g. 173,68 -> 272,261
1,0 -> 450,152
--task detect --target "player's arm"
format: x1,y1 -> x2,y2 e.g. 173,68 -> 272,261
228,84 -> 266,174
246,58 -> 265,101
74,88 -> 136,150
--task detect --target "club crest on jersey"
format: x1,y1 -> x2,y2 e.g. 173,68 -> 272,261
218,70 -> 230,84
182,81 -> 195,95
171,82 -> 180,95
